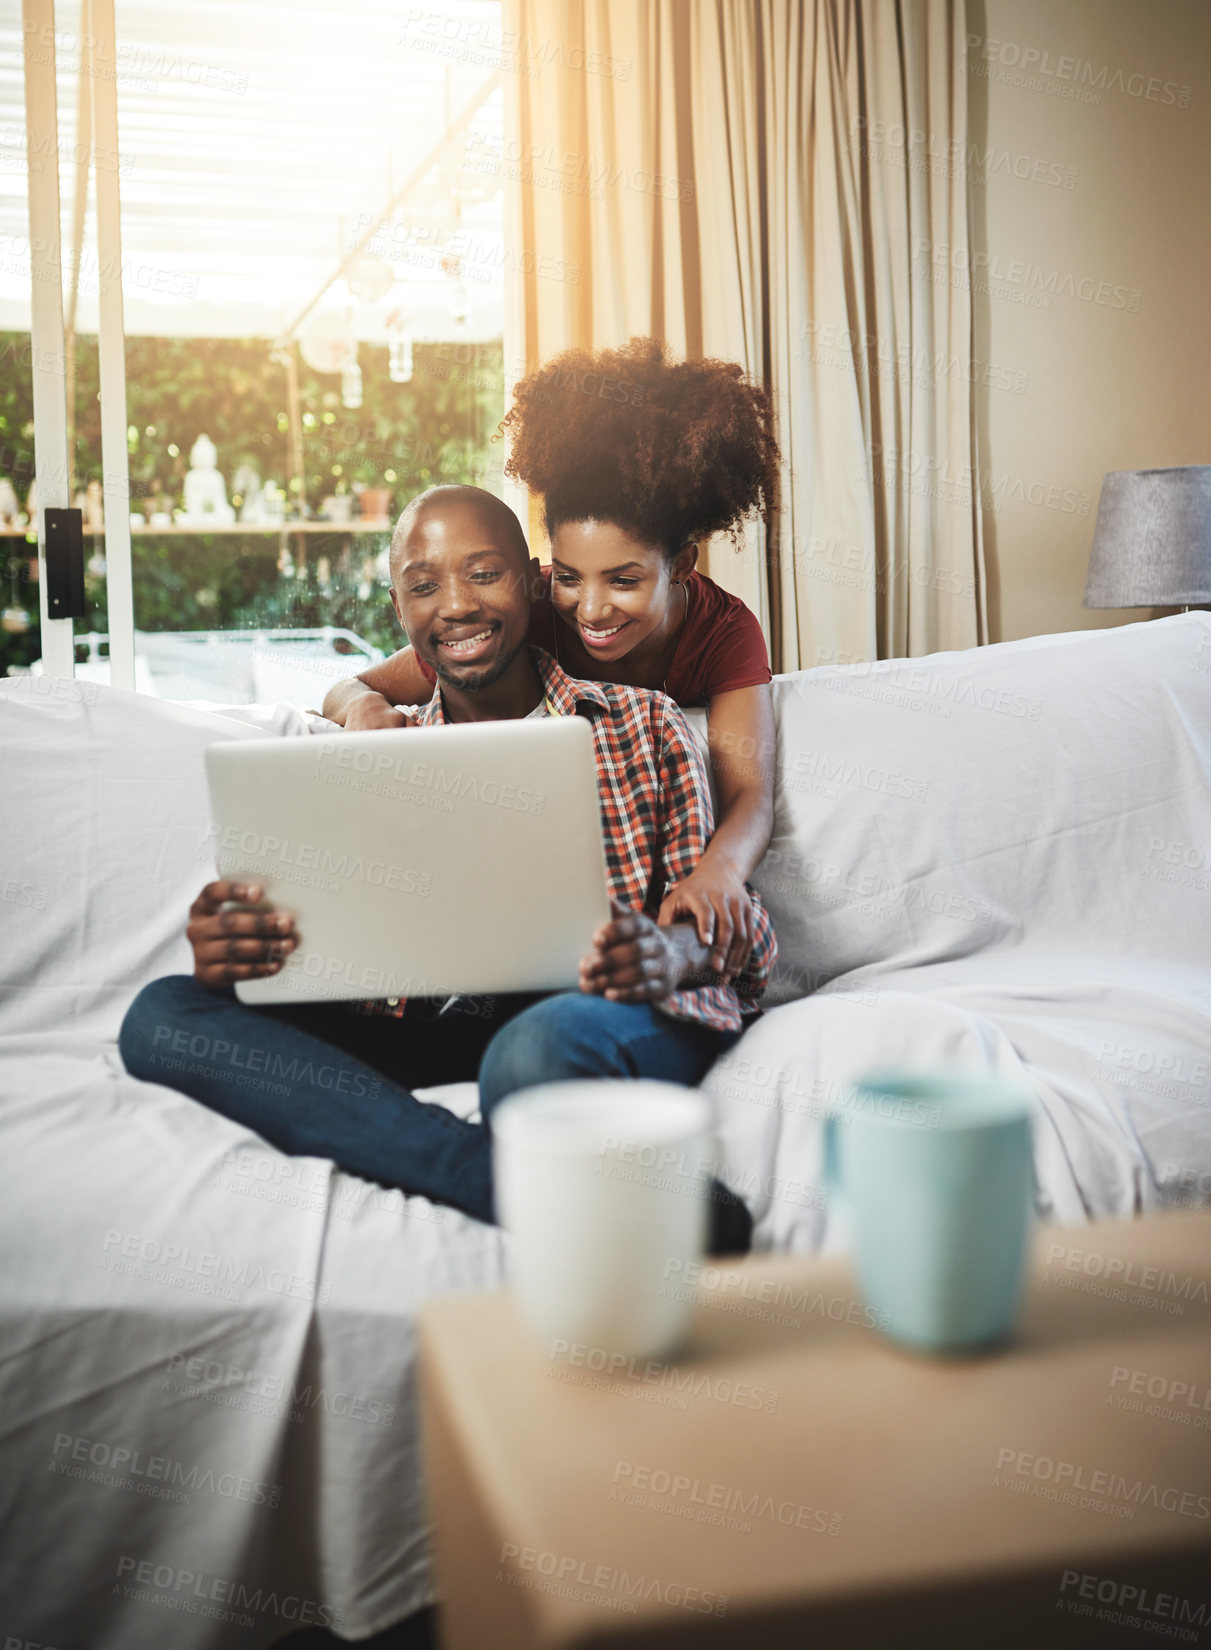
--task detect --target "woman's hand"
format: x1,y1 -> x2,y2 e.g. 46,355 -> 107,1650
343,693 -> 412,731
186,881 -> 297,988
658,862 -> 754,980
321,645 -> 434,725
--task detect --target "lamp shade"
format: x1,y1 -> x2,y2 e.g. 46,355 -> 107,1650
1084,466 -> 1211,607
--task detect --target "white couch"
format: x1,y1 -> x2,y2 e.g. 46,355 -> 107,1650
721,612 -> 1211,1249
2,613 -> 1209,1648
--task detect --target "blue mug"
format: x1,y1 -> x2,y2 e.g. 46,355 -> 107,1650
827,1072 -> 1036,1354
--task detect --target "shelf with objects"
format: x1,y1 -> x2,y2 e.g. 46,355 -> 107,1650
1,444 -> 399,705
0,320 -> 502,689
0,522 -> 394,538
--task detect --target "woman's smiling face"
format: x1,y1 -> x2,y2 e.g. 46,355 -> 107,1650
549,519 -> 693,664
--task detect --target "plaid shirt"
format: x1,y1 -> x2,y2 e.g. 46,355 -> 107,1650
382,648 -> 774,1033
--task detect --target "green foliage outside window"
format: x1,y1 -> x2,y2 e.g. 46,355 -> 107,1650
0,332 -> 504,675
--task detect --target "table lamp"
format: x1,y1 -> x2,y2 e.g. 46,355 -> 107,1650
1084,466 -> 1211,609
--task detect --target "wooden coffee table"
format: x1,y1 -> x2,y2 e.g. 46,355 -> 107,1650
420,1209 -> 1211,1648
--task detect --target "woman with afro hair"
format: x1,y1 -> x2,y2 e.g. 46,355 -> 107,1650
324,337 -> 780,976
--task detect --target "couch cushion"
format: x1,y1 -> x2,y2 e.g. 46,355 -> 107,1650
752,613 -> 1211,1005
0,681 -> 316,1041
702,949 -> 1211,1250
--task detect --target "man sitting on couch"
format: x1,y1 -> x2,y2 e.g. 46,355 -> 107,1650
118,486 -> 776,1245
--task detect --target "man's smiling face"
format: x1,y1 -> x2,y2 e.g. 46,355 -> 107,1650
391,499 -> 532,693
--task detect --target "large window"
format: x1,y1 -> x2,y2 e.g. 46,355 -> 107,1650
1,0 -> 507,705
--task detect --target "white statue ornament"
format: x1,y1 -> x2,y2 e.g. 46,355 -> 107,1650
73,480 -> 105,532
232,460 -> 266,524
180,434 -> 235,526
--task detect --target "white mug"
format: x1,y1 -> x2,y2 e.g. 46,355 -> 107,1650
492,1081 -> 712,1361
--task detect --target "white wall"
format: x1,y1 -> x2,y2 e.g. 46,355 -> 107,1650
966,0 -> 1211,640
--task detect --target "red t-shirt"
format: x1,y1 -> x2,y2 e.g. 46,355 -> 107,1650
416,568 -> 771,708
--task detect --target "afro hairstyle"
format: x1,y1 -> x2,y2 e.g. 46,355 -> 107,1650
500,336 -> 779,555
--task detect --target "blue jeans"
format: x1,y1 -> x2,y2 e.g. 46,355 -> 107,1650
118,979 -> 739,1224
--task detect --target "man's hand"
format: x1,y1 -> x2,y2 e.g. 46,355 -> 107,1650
658,861 -> 754,980
342,693 -> 413,732
579,905 -> 713,1004
186,881 -> 297,989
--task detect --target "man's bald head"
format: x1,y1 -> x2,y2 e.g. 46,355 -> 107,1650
389,485 -> 529,585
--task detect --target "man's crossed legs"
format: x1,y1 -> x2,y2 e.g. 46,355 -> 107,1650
119,980 -> 741,1230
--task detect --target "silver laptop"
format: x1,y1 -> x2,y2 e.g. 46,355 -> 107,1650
203,718 -> 610,1005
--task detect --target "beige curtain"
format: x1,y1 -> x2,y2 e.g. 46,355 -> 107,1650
502,0 -> 985,668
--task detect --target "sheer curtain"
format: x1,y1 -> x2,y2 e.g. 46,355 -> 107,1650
502,0 -> 985,668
